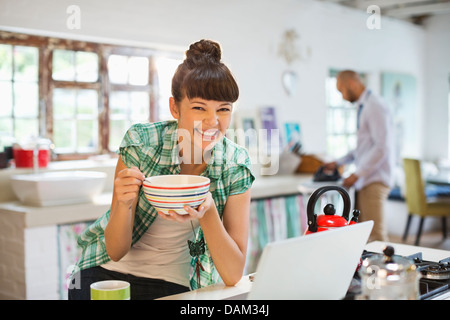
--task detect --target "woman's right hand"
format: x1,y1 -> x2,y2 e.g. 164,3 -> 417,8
106,162 -> 145,261
114,166 -> 145,208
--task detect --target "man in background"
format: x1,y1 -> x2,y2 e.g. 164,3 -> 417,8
324,70 -> 395,241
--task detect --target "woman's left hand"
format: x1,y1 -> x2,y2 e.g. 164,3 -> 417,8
157,192 -> 214,223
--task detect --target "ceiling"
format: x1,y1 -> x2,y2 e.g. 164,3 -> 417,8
319,0 -> 450,24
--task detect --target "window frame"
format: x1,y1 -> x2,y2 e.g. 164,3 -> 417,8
326,68 -> 367,159
0,43 -> 40,143
0,31 -> 164,160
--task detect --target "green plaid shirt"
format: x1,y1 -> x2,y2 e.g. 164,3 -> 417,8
75,120 -> 254,290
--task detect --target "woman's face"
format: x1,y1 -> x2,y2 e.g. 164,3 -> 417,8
169,96 -> 233,156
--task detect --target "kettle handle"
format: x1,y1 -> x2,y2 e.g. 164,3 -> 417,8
306,186 -> 351,233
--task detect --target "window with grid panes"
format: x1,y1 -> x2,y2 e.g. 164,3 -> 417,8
107,53 -> 150,150
0,31 -> 183,159
326,69 -> 366,158
0,44 -> 39,148
107,53 -> 182,151
51,49 -> 100,154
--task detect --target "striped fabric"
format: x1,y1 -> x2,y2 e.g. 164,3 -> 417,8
74,120 -> 254,290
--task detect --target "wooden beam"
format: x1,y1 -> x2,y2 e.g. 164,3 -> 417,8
355,0 -> 436,10
384,1 -> 450,17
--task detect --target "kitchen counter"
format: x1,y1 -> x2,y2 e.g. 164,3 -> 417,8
0,193 -> 112,228
250,173 -> 314,199
159,241 -> 450,300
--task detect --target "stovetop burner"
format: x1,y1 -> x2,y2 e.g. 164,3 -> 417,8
345,251 -> 450,300
423,265 -> 450,280
406,252 -> 450,281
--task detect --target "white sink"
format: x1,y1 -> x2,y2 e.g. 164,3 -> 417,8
10,171 -> 107,207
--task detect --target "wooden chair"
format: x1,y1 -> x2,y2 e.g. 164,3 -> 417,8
402,158 -> 450,246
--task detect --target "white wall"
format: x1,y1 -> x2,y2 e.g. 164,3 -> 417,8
0,0 -> 444,160
424,14 -> 450,161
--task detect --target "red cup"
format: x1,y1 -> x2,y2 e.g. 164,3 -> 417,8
13,148 -> 50,168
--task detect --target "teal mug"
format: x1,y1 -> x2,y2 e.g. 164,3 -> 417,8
90,280 -> 130,300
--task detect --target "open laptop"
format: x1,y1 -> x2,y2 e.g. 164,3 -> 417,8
229,221 -> 373,300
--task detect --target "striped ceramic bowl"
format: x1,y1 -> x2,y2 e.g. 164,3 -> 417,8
142,175 -> 210,215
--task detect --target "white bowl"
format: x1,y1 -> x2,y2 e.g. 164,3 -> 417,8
143,175 -> 210,215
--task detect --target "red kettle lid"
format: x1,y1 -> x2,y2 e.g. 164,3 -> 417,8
316,203 -> 348,227
317,214 -> 348,227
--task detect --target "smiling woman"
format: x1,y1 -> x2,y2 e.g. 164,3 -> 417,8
169,40 -> 239,162
69,39 -> 255,300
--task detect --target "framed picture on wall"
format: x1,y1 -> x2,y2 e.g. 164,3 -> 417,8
259,106 -> 281,155
284,122 -> 302,150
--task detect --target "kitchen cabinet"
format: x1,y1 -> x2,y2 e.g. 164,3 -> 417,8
246,194 -> 306,274
0,194 -> 110,299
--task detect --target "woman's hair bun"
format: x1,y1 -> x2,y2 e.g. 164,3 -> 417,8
171,39 -> 238,103
185,39 -> 222,66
